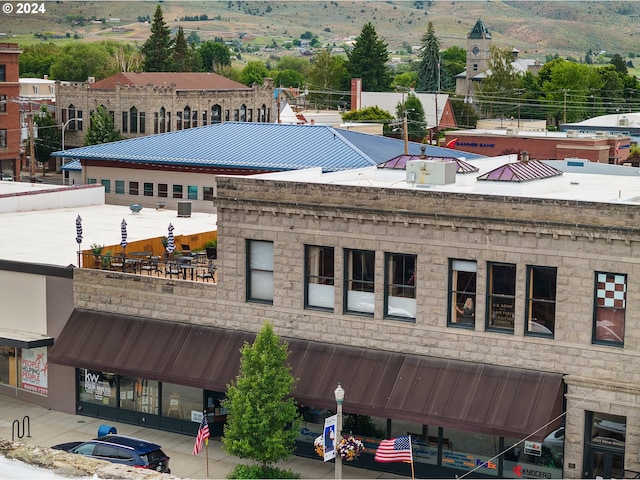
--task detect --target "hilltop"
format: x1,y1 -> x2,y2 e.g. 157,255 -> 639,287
4,1 -> 640,60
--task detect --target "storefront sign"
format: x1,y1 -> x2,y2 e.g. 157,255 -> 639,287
21,347 -> 48,395
84,369 -> 111,400
591,436 -> 624,447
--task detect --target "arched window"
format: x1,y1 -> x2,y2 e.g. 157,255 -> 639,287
130,106 -> 138,133
240,104 -> 247,122
211,104 -> 222,124
159,107 -> 166,134
183,106 -> 191,129
260,104 -> 267,123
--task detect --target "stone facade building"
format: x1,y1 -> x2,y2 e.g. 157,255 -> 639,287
48,158 -> 640,479
55,72 -> 275,149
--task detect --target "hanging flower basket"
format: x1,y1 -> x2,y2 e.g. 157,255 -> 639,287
337,436 -> 364,461
314,435 -> 324,458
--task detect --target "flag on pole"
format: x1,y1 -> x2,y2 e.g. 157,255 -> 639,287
192,414 -> 210,456
374,436 -> 413,463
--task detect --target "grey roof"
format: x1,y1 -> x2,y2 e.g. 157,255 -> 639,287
53,122 -> 480,173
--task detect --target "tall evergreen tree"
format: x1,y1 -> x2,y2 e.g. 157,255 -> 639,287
171,26 -> 192,72
84,106 -> 123,146
222,322 -> 301,472
417,22 -> 441,92
141,5 -> 174,72
347,23 -> 391,92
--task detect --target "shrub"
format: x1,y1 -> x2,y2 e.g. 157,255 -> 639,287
227,464 -> 300,479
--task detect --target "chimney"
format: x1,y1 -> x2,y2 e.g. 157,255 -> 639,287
520,151 -> 529,162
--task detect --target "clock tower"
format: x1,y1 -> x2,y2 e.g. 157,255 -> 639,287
459,18 -> 492,96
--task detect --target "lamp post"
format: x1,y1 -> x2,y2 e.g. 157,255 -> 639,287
334,383 -> 345,480
61,117 -> 82,185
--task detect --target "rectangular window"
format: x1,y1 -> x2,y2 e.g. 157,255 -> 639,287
305,245 -> 334,310
385,253 -> 416,320
247,240 -> 274,303
121,112 -> 128,133
154,112 -> 158,134
77,111 -> 83,130
87,178 -> 97,184
139,112 -> 145,133
0,95 -> 6,113
0,65 -> 5,82
344,249 -> 375,315
143,182 -> 153,197
203,186 -> 214,201
129,181 -> 139,196
101,179 -> 111,194
473,63 -> 478,72
0,129 -> 6,148
526,266 -> 557,337
248,109 -> 253,122
172,184 -> 183,199
487,262 -> 516,332
158,183 -> 168,198
224,110 -> 229,122
187,185 -> 198,200
233,109 -> 239,121
202,111 -> 207,126
593,272 -> 626,345
115,180 -> 125,194
176,112 -> 182,130
449,259 -> 477,327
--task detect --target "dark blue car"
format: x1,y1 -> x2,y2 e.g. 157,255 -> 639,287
52,434 -> 170,473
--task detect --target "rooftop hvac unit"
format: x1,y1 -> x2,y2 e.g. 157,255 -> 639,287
406,159 -> 457,186
177,201 -> 191,218
566,130 -> 578,138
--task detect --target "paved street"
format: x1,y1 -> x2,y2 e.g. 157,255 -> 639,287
0,395 -> 402,479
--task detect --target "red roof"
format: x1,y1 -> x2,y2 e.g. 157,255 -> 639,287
90,72 -> 250,91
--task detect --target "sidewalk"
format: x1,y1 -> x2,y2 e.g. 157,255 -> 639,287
0,395 -> 402,479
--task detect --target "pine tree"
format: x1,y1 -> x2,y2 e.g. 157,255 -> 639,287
141,5 -> 174,72
347,23 -> 391,92
84,106 -> 123,146
417,22 -> 441,92
171,26 -> 192,72
222,322 -> 301,471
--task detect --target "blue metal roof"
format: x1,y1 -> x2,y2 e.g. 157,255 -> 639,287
60,159 -> 81,171
52,122 -> 482,173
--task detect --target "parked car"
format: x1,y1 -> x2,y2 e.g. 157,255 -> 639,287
51,434 -> 170,473
1,171 -> 13,181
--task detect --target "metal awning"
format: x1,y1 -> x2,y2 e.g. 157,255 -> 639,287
0,328 -> 54,348
50,309 -> 564,441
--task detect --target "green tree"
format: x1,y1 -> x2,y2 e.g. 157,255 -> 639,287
84,106 -> 124,146
392,71 -> 418,89
19,43 -> 60,78
440,45 -> 466,92
171,26 -> 193,72
106,43 -> 143,73
275,56 -> 310,77
197,40 -> 231,73
222,322 -> 302,471
609,53 -> 628,75
141,5 -> 174,72
347,22 -> 391,92
49,43 -> 112,81
396,94 -> 427,141
240,61 -> 270,86
273,69 -> 305,88
308,48 -> 348,109
342,105 -> 394,123
32,106 -> 60,174
477,46 -> 523,119
417,22 -> 441,92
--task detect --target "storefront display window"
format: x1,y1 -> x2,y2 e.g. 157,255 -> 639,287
79,369 -> 117,408
503,434 -> 564,479
441,427 -> 500,476
0,346 -> 48,395
119,376 -> 159,414
487,262 -> 516,332
162,383 -> 202,421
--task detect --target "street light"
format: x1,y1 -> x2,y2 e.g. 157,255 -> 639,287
334,383 -> 345,480
61,117 -> 82,151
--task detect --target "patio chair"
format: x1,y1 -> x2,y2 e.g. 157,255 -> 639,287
140,256 -> 161,276
197,263 -> 217,283
164,260 -> 181,279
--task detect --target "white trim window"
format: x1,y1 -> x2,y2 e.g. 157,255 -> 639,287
247,240 -> 274,303
305,245 -> 334,310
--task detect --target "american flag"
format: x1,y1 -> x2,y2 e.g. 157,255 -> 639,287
374,436 -> 413,463
192,414 -> 210,455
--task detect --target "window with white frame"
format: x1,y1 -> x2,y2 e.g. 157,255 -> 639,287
449,259 -> 477,327
115,180 -> 125,194
247,240 -> 274,304
305,245 -> 334,310
593,272 -> 626,346
385,253 -> 416,320
344,249 -> 375,315
525,266 -> 557,337
487,262 -> 516,332
187,185 -> 198,200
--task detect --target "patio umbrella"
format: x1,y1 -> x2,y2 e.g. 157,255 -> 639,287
166,223 -> 175,254
75,215 -> 83,267
120,219 -> 128,251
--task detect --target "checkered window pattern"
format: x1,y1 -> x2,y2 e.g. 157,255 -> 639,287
596,273 -> 626,309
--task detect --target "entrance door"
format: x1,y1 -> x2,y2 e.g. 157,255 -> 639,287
584,447 -> 624,479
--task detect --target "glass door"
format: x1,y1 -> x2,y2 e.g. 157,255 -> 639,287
584,448 -> 624,479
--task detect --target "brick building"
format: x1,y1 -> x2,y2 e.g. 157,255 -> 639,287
56,72 -> 275,149
0,43 -> 22,179
445,128 -> 631,163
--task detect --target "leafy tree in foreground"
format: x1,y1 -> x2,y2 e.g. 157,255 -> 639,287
396,94 -> 427,141
347,22 -> 392,92
84,106 -> 123,146
33,106 -> 60,174
240,61 -> 270,86
222,322 -> 302,475
141,5 -> 174,72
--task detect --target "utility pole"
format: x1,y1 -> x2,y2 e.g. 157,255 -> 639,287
28,116 -> 36,183
403,111 -> 409,155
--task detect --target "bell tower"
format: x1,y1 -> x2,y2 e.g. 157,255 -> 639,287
464,18 -> 492,95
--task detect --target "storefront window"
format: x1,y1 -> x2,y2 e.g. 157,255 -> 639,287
119,376 -> 159,414
441,427 -> 500,476
79,369 -> 117,408
487,262 -> 516,332
162,383 -> 202,421
0,346 -> 16,386
503,434 -> 564,478
449,259 -> 477,327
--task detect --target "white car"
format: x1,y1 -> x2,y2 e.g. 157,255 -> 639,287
1,171 -> 13,181
543,427 -> 564,449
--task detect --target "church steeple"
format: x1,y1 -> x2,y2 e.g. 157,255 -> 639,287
468,17 -> 492,40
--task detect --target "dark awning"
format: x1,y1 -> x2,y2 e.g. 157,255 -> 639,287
50,309 -> 564,441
